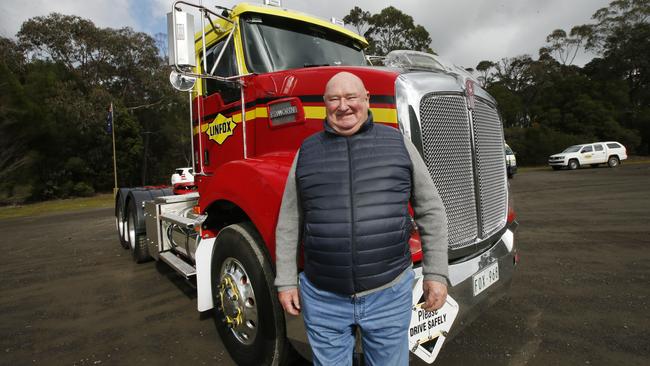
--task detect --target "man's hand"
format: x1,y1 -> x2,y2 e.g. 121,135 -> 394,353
278,288 -> 301,315
422,280 -> 447,311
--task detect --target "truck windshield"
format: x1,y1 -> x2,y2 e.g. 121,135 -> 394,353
241,13 -> 367,73
562,145 -> 582,153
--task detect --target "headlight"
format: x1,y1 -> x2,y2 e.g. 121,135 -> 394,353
395,76 -> 415,138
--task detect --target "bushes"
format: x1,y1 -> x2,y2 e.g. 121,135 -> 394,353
72,182 -> 95,197
505,123 -> 642,166
505,126 -> 593,166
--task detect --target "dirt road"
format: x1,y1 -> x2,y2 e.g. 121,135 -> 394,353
0,209 -> 233,366
1,163 -> 649,366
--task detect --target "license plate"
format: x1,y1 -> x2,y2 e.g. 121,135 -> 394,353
472,261 -> 499,296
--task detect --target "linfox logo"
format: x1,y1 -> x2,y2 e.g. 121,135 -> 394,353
207,114 -> 237,145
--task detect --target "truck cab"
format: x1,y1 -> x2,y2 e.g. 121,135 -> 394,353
114,1 -> 519,364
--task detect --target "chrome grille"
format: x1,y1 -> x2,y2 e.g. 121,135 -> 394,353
419,95 -> 478,249
472,99 -> 507,237
418,93 -> 508,251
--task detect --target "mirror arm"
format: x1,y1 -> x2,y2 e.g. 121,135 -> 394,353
173,1 -> 233,24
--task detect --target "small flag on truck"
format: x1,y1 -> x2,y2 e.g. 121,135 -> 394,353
106,103 -> 113,134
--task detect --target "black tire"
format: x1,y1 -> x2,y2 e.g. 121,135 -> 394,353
607,156 -> 620,168
115,189 -> 129,249
211,222 -> 291,366
552,166 -> 561,171
126,198 -> 150,263
568,159 -> 579,170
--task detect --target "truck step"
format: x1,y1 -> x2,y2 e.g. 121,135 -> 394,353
160,252 -> 196,279
160,212 -> 197,229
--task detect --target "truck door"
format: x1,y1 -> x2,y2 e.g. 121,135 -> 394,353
579,144 -> 594,165
198,38 -> 243,170
593,143 -> 606,163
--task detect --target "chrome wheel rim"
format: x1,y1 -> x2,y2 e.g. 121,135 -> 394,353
117,207 -> 125,238
127,211 -> 136,250
219,257 -> 258,345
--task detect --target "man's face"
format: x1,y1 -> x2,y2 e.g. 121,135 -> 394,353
323,73 -> 370,136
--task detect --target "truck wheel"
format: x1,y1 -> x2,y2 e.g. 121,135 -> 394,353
115,189 -> 129,249
212,222 -> 290,366
127,199 -> 150,263
568,159 -> 579,170
607,156 -> 620,168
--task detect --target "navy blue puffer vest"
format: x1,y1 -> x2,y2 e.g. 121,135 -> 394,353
296,115 -> 413,295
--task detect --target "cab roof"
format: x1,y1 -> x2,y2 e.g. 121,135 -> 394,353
194,2 -> 368,50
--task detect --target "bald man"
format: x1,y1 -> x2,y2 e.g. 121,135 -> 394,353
275,72 -> 449,365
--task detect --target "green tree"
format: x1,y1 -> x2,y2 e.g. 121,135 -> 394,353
583,0 -> 649,52
0,13 -> 189,203
476,60 -> 496,87
541,26 -> 591,65
344,6 -> 433,56
0,38 -> 32,201
579,0 -> 650,153
488,0 -> 649,161
488,84 -> 524,128
343,6 -> 371,36
493,55 -> 535,93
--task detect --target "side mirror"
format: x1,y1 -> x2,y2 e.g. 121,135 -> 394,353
167,10 -> 196,67
169,70 -> 196,91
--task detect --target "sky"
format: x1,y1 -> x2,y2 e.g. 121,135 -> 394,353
0,0 -> 611,69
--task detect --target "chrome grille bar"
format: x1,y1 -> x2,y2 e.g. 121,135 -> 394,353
419,94 -> 478,249
472,98 -> 508,237
418,93 -> 507,250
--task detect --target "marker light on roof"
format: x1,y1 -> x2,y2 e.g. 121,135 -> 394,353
264,0 -> 281,7
330,17 -> 344,26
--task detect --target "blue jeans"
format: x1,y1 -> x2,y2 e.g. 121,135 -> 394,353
299,270 -> 414,366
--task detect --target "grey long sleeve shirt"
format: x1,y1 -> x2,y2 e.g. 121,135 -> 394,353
274,136 -> 449,293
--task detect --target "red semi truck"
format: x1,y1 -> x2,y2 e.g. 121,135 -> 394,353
114,1 -> 519,364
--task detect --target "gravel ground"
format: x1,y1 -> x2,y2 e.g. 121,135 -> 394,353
1,162 -> 648,366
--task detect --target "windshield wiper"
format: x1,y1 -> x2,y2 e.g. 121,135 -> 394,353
304,63 -> 330,68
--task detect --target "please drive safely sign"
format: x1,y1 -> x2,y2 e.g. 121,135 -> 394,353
408,277 -> 459,364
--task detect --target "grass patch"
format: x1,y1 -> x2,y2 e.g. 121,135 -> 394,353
0,193 -> 114,220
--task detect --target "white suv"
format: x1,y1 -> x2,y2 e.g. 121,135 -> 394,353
548,141 -> 627,170
505,143 -> 517,178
